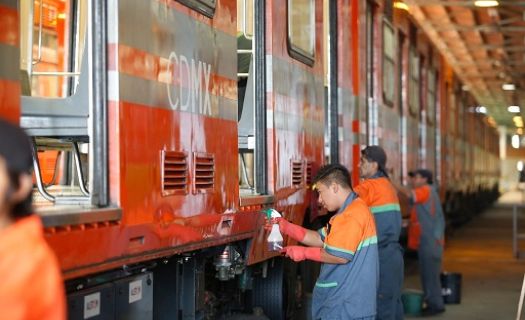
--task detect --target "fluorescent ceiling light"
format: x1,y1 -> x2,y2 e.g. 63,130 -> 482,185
476,106 -> 487,114
502,83 -> 516,91
508,106 -> 521,113
393,1 -> 409,11
512,134 -> 520,149
474,0 -> 499,7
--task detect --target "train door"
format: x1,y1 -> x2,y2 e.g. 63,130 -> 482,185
426,63 -> 438,184
237,0 -> 270,198
379,17 -> 401,179
323,0 -> 338,165
406,24 -> 420,175
365,1 -> 378,145
398,30 -> 408,184
19,0 -> 113,223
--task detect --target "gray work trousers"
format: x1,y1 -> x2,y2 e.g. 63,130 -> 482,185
418,248 -> 445,310
376,243 -> 404,320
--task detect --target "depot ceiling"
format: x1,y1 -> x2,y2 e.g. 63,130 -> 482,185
403,0 -> 525,128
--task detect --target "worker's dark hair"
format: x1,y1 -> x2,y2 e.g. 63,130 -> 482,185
0,118 -> 34,218
312,163 -> 352,190
415,169 -> 433,185
361,145 -> 388,177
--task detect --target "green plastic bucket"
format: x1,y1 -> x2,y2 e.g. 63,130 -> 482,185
402,290 -> 423,316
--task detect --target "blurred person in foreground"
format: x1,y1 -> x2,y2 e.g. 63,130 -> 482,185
393,169 -> 445,317
271,164 -> 379,319
0,118 -> 66,320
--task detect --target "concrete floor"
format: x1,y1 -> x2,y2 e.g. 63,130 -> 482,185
404,191 -> 525,319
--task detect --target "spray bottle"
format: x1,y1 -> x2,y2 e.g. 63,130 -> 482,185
265,209 -> 283,251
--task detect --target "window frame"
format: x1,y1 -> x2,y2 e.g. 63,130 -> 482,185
408,47 -> 420,117
426,67 -> 437,125
176,0 -> 216,18
382,19 -> 395,108
286,0 -> 315,66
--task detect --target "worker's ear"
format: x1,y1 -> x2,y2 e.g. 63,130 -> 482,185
330,182 -> 339,194
11,173 -> 32,203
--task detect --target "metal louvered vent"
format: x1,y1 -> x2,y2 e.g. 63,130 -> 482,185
161,151 -> 188,196
305,161 -> 313,186
193,153 -> 215,193
291,160 -> 303,187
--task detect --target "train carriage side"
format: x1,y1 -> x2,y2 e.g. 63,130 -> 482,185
3,0 -> 330,318
0,0 -> 20,123
17,0 -> 264,279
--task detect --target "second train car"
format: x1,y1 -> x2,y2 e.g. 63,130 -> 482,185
0,0 -> 499,318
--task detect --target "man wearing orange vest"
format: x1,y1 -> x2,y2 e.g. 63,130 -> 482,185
275,164 -> 379,319
0,119 -> 66,320
396,169 -> 445,317
354,146 -> 404,320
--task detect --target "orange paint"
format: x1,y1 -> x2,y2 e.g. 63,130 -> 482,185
0,6 -> 18,46
0,80 -> 20,124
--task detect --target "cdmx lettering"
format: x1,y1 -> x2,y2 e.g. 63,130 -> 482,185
166,51 -> 212,116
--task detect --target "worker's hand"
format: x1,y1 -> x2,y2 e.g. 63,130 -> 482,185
281,246 -> 322,262
279,219 -> 307,242
264,218 -> 307,242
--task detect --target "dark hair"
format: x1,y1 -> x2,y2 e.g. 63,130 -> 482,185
312,163 -> 352,190
415,169 -> 433,185
361,145 -> 388,177
0,119 -> 34,218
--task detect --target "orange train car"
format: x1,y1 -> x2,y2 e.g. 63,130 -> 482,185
0,0 -> 499,318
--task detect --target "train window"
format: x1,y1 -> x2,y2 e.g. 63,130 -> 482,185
176,0 -> 216,18
287,0 -> 315,66
382,20 -> 395,107
408,48 -> 420,116
18,0 -> 111,216
20,0 -> 87,98
427,68 -> 436,124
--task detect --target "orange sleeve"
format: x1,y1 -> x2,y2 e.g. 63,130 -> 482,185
324,210 -> 366,260
412,185 -> 430,204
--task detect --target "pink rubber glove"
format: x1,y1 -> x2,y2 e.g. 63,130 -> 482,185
278,219 -> 307,242
281,246 -> 322,262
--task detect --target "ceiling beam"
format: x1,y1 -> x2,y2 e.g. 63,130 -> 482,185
455,59 -> 525,66
429,24 -> 525,32
406,0 -> 525,6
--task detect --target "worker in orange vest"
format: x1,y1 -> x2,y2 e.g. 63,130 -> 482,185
395,169 -> 445,317
0,118 -> 66,320
354,146 -> 404,320
275,164 -> 379,319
